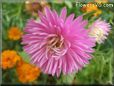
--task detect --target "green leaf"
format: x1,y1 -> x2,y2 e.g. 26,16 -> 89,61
65,1 -> 72,8
18,51 -> 30,63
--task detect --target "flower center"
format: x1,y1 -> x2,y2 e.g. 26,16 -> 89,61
89,27 -> 104,41
46,34 -> 66,59
47,34 -> 64,49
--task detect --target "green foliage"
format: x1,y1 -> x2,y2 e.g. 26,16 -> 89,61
57,72 -> 76,84
76,47 -> 113,84
18,51 -> 31,63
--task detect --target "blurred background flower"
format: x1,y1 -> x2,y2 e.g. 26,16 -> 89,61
88,18 -> 111,44
81,2 -> 102,17
16,60 -> 41,83
8,27 -> 23,41
25,0 -> 50,16
94,0 -> 108,4
1,50 -> 21,69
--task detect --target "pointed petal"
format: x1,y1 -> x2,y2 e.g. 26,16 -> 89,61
60,7 -> 67,21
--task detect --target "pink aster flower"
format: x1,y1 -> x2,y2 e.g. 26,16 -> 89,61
88,18 -> 111,44
22,7 -> 95,77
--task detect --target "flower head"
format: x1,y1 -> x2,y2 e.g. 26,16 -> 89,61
88,18 -> 111,44
16,60 -> 41,83
8,27 -> 23,40
22,7 -> 95,77
1,50 -> 21,69
81,2 -> 102,17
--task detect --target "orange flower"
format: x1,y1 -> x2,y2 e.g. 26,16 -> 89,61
8,27 -> 23,40
16,60 -> 41,83
1,50 -> 21,69
94,9 -> 102,16
94,0 -> 108,4
81,2 -> 102,17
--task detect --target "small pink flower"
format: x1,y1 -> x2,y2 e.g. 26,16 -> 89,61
89,18 -> 111,44
22,7 -> 95,77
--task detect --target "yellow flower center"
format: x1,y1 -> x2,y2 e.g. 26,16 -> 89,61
89,27 -> 105,43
